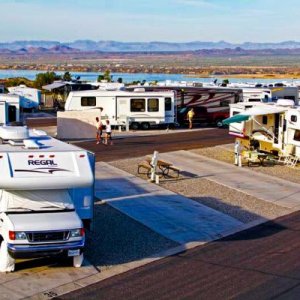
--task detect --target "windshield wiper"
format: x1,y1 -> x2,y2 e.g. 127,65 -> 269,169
40,206 -> 73,210
7,207 -> 35,212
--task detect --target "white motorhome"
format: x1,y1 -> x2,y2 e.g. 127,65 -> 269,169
223,99 -> 300,156
0,125 -> 94,271
241,87 -> 298,104
65,89 -> 175,130
0,94 -> 20,124
8,85 -> 41,110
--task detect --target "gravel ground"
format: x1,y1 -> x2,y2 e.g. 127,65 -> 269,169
85,202 -> 179,270
110,157 -> 292,224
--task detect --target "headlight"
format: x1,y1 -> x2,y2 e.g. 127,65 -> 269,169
69,228 -> 84,238
9,231 -> 27,240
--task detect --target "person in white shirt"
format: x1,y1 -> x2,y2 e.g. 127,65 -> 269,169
95,117 -> 103,144
104,119 -> 113,145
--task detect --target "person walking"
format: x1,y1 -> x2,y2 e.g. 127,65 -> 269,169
187,108 -> 195,129
104,119 -> 113,145
95,117 -> 103,144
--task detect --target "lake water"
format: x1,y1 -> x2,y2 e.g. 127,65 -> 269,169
0,69 -> 294,84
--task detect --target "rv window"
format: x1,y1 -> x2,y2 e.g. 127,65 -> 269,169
131,98 -> 145,112
234,94 -> 240,103
284,96 -> 295,100
291,115 -> 297,122
220,100 -> 230,107
262,116 -> 268,125
148,98 -> 159,112
81,97 -> 96,106
165,98 -> 172,111
248,98 -> 260,102
294,130 -> 300,141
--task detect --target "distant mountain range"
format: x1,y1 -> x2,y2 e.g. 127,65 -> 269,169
1,40 -> 300,52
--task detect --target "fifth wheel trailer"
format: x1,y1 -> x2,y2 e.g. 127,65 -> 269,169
65,89 -> 176,130
127,84 -> 243,127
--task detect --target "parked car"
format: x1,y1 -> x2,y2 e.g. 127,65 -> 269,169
177,106 -> 229,128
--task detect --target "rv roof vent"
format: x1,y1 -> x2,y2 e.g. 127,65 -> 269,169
277,99 -> 295,107
0,125 -> 29,141
133,88 -> 146,92
23,139 -> 40,149
32,129 -> 47,137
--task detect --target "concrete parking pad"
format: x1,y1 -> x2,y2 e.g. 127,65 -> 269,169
94,162 -> 243,244
160,150 -> 300,209
0,259 -> 98,299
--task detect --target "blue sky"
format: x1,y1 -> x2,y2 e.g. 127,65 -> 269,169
0,0 -> 299,43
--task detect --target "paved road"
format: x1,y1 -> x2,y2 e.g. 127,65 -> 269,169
57,211 -> 300,300
76,128 -> 233,162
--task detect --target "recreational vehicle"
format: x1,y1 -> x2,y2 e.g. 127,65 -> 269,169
223,99 -> 300,156
65,89 -> 176,130
8,85 -> 41,110
127,83 -> 242,127
241,87 -> 298,104
0,94 -> 20,124
0,125 -> 94,271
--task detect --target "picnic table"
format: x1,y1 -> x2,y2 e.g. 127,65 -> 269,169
243,151 -> 271,167
137,157 -> 180,178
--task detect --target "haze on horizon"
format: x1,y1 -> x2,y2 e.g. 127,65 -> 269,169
1,0 -> 299,43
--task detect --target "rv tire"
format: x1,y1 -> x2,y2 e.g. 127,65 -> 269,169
215,119 -> 224,128
73,253 -> 84,268
131,122 -> 140,130
141,122 -> 150,130
0,240 -> 15,272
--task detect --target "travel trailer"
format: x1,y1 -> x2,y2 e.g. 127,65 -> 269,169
127,83 -> 243,127
8,85 -> 41,110
0,125 -> 94,271
241,87 -> 298,104
0,94 -> 20,124
223,99 -> 300,156
65,89 -> 176,130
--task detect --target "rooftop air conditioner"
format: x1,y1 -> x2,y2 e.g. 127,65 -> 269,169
276,99 -> 295,107
0,125 -> 29,141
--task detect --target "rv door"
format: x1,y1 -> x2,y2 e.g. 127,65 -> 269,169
164,97 -> 175,124
273,113 -> 285,150
8,106 -> 17,122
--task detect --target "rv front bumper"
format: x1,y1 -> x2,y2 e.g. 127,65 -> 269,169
7,240 -> 85,259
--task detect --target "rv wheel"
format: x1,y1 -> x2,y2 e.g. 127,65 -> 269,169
73,253 -> 84,268
141,122 -> 150,130
216,119 -> 224,128
0,240 -> 15,272
131,122 -> 140,130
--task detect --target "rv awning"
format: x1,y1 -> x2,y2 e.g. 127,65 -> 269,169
222,106 -> 288,125
222,114 -> 250,124
42,82 -> 66,91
